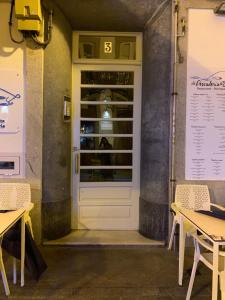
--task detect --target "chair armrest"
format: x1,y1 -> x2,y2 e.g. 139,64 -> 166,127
22,202 -> 34,212
171,202 -> 180,214
191,233 -> 213,252
191,232 -> 225,257
210,203 -> 225,211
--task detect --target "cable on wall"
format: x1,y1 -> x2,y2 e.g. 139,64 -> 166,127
168,0 -> 179,246
144,0 -> 171,28
177,17 -> 185,63
31,9 -> 53,47
8,0 -> 25,44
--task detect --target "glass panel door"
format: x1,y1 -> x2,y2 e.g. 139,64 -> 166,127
72,64 -> 141,230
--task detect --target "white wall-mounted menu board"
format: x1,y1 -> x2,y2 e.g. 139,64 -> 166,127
186,9 -> 225,180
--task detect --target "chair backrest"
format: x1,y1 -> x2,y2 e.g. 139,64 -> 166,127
175,184 -> 211,211
0,183 -> 31,210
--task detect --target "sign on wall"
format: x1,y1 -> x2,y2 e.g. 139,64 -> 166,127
186,9 -> 225,180
0,69 -> 23,133
0,2 -> 25,178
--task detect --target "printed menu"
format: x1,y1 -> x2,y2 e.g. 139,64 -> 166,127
185,9 -> 225,180
186,70 -> 225,180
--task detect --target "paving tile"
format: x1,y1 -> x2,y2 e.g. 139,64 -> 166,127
0,246 -> 212,300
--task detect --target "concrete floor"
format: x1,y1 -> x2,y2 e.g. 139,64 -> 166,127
1,246 -> 211,300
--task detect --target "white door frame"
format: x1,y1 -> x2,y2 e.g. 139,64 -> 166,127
71,64 -> 142,230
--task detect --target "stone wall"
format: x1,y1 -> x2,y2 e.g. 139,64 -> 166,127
25,44 -> 43,244
140,0 -> 225,242
42,1 -> 72,240
140,1 -> 172,241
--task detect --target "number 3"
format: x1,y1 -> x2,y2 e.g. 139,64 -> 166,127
104,42 -> 112,53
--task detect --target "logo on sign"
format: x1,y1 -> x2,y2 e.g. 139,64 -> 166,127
0,88 -> 21,106
104,42 -> 112,54
191,71 -> 225,88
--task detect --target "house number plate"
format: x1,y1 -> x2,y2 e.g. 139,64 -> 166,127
104,42 -> 112,53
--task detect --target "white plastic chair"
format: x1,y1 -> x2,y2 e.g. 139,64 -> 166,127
186,233 -> 225,300
0,183 -> 34,293
168,184 -> 224,285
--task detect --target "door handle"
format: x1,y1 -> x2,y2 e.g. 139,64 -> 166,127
75,153 -> 79,174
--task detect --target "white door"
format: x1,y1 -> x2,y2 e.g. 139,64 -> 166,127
72,64 -> 142,230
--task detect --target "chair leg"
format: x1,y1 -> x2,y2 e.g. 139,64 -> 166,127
168,219 -> 177,250
0,249 -> 10,296
186,240 -> 200,300
21,215 -> 25,287
13,257 -> 17,284
179,221 -> 186,286
26,216 -> 34,238
220,271 -> 225,300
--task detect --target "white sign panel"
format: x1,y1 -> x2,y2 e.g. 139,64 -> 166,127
186,9 -> 225,180
0,69 -> 23,133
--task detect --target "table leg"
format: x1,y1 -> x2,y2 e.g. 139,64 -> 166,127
21,215 -> 25,287
0,238 -> 10,295
212,243 -> 219,300
179,214 -> 185,286
13,257 -> 17,284
220,270 -> 225,300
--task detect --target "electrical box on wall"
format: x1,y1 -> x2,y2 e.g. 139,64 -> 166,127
15,0 -> 42,32
63,96 -> 71,122
0,156 -> 20,176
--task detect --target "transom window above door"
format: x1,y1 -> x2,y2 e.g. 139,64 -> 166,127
73,32 -> 142,64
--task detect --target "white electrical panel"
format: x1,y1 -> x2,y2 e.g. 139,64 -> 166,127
0,155 -> 20,176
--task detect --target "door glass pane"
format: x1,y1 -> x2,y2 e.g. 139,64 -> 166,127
81,104 -> 133,118
80,137 -> 133,150
80,121 -> 132,134
81,71 -> 134,85
80,169 -> 132,182
80,153 -> 132,166
81,88 -> 134,102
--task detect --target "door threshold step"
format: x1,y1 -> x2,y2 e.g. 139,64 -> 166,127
43,230 -> 164,246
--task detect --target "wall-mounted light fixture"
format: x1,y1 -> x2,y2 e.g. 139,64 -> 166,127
214,2 -> 225,15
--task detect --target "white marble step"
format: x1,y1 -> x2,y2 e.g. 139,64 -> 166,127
44,230 -> 164,246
